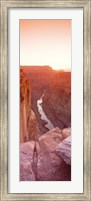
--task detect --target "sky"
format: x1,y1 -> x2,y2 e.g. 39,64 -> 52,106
20,20 -> 71,71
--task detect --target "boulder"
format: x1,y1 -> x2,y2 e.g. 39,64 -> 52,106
20,128 -> 71,181
37,128 -> 71,181
20,141 -> 36,181
55,136 -> 71,165
62,127 -> 71,139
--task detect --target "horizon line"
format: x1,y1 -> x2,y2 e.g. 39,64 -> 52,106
20,65 -> 71,72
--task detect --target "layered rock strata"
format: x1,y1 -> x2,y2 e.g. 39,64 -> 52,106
20,69 -> 37,143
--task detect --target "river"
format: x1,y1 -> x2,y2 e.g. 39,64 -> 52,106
37,97 -> 54,130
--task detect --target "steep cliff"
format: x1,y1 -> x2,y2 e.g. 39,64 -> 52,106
20,69 -> 37,143
42,71 -> 71,129
20,66 -> 71,134
20,66 -> 54,135
20,68 -> 71,181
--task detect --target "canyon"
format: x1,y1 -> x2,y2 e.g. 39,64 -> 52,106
20,66 -> 71,181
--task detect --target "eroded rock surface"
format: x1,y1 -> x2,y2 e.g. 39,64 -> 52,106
55,136 -> 71,165
20,68 -> 71,181
37,128 -> 71,181
61,127 -> 71,139
20,69 -> 37,143
20,127 -> 71,181
42,72 -> 71,129
20,141 -> 36,181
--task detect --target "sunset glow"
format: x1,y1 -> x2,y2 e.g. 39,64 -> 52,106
20,20 -> 71,71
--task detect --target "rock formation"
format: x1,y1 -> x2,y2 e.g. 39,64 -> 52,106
20,69 -> 37,143
20,67 -> 71,181
20,141 -> 36,181
20,67 -> 71,134
42,71 -> 71,129
20,66 -> 56,135
55,135 -> 71,165
20,127 -> 71,181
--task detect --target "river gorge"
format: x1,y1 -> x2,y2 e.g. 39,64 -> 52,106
37,96 -> 54,131
20,66 -> 71,181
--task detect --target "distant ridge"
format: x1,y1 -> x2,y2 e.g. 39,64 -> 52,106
20,65 -> 54,73
20,65 -> 71,73
20,65 -> 53,69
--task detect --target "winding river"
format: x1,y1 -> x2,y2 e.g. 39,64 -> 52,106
37,97 -> 54,130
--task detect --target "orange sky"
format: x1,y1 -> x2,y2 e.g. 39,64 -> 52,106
20,20 -> 71,70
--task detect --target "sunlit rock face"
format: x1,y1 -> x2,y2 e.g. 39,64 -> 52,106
20,69 -> 37,143
61,127 -> 71,139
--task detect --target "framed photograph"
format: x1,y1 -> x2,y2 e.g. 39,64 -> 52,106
0,0 -> 91,201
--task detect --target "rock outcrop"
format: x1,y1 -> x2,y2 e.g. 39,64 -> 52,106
42,71 -> 71,129
55,135 -> 71,165
20,127 -> 71,181
20,69 -> 37,143
37,128 -> 71,181
20,141 -> 36,181
61,127 -> 71,139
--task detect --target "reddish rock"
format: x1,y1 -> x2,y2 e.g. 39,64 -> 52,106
20,128 -> 71,181
20,69 -> 37,143
62,127 -> 71,139
42,120 -> 48,126
55,136 -> 71,165
37,128 -> 71,181
42,72 -> 71,129
20,141 -> 36,181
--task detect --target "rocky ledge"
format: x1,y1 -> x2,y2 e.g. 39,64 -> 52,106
20,127 -> 71,181
55,135 -> 71,165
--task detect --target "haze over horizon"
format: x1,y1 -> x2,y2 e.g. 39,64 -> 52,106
20,65 -> 71,72
20,20 -> 71,71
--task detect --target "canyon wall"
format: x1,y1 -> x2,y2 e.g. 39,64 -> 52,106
42,72 -> 71,129
20,67 -> 71,181
20,69 -> 37,143
20,66 -> 71,133
20,66 -> 55,135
